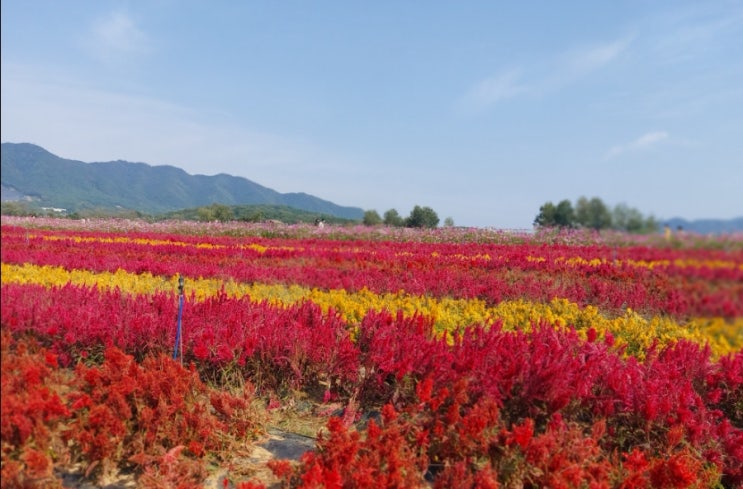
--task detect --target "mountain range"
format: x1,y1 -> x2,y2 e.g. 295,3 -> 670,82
0,142 -> 364,220
2,142 -> 742,233
662,217 -> 743,235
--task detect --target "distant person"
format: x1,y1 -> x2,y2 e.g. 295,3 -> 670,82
315,218 -> 325,228
664,224 -> 671,241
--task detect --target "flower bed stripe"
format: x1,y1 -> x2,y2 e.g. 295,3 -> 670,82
5,225 -> 742,320
3,262 -> 740,359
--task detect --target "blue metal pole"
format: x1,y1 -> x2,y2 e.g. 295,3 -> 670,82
173,275 -> 184,362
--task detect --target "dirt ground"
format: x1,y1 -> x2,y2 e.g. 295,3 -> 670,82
56,397 -> 335,489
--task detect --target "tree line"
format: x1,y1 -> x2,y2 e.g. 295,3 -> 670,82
533,197 -> 659,233
362,206 -> 454,229
2,197 -> 661,233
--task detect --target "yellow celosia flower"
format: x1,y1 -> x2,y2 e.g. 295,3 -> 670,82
2,262 -> 740,359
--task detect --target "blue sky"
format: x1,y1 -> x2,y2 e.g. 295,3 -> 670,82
2,1 -> 742,228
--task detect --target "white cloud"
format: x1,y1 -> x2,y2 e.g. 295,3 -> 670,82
457,36 -> 631,114
649,5 -> 743,65
0,63 -> 369,202
559,36 -> 633,79
2,65 -> 296,171
605,131 -> 669,159
456,69 -> 526,114
85,10 -> 150,65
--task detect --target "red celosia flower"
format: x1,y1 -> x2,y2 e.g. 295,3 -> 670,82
587,327 -> 598,343
382,403 -> 397,423
623,448 -> 649,473
44,351 -> 58,367
187,440 -> 204,457
236,482 -> 267,489
508,418 -> 534,449
650,451 -> 699,488
20,448 -> 52,479
416,376 -> 434,403
268,459 -> 294,479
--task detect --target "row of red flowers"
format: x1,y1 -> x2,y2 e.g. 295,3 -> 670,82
1,331 -> 262,488
3,219 -> 742,487
3,225 -> 742,318
7,328 -> 738,488
2,280 -> 742,486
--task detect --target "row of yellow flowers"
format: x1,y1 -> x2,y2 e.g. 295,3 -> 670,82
27,233 -> 742,271
3,262 -> 740,359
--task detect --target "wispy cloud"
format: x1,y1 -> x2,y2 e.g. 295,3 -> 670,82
85,10 -> 150,65
0,63 -> 355,197
605,131 -> 669,159
558,36 -> 633,80
457,36 -> 632,114
648,5 -> 743,65
456,69 -> 526,113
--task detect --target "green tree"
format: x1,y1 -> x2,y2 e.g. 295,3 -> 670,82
383,209 -> 405,227
612,203 -> 645,232
534,199 -> 574,228
536,197 -> 659,234
196,206 -> 215,222
534,201 -> 558,227
444,217 -> 455,227
554,200 -> 575,227
575,196 -> 612,230
195,203 -> 232,222
363,209 -> 382,226
642,215 -> 660,234
1,202 -> 32,216
211,203 -> 233,222
611,204 -> 659,234
405,205 -> 439,228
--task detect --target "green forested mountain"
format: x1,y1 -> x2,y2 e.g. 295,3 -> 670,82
0,142 -> 364,220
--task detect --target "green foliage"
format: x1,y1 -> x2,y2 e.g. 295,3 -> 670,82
371,206 -> 443,229
534,199 -> 575,228
0,201 -> 150,220
0,201 -> 35,216
195,203 -> 232,222
163,204 -> 357,225
534,202 -> 556,228
575,196 -> 612,230
613,203 -> 658,233
555,200 -> 575,227
76,208 -> 149,219
406,205 -> 440,228
362,209 -> 382,226
534,197 -> 659,234
383,209 -> 405,227
1,142 -> 364,220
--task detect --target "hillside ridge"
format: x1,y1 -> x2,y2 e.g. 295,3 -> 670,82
0,142 -> 364,220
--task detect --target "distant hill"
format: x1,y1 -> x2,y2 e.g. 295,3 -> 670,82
663,217 -> 743,235
0,142 -> 364,220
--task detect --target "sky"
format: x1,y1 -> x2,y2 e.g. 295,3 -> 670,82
2,1 -> 742,229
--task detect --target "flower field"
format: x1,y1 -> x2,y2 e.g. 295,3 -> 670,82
2,216 -> 742,488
